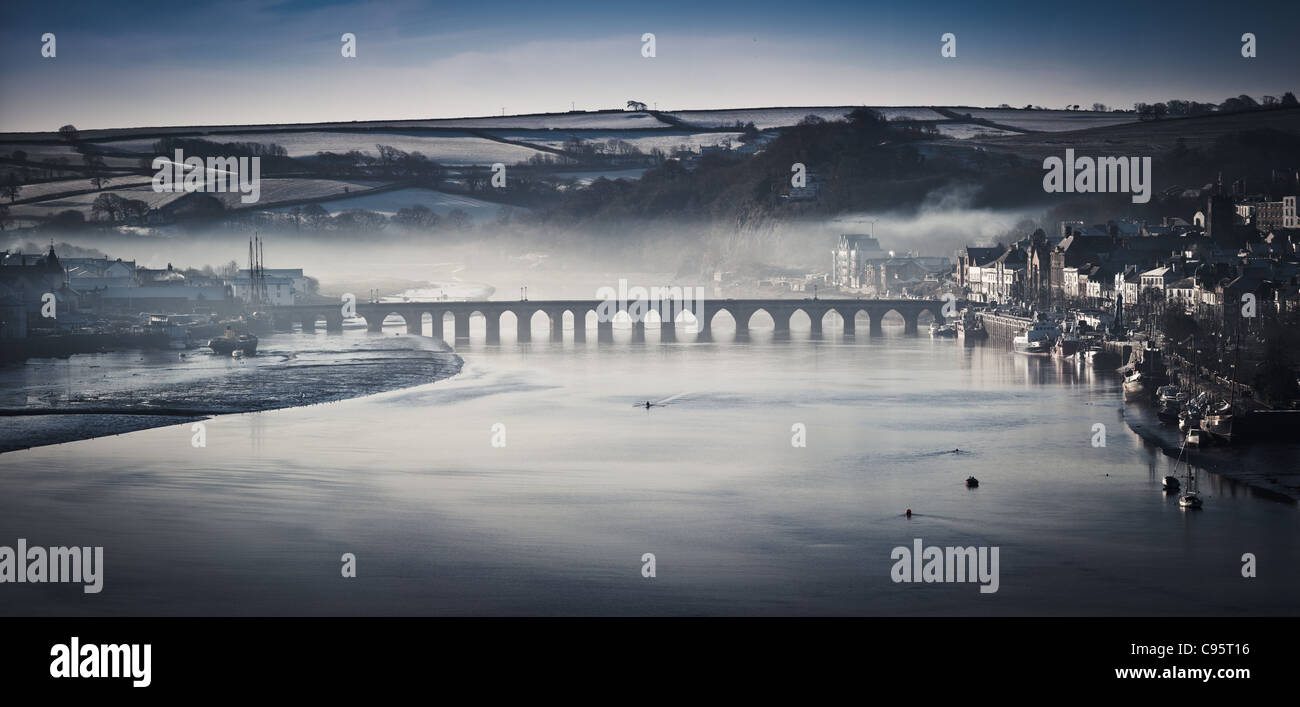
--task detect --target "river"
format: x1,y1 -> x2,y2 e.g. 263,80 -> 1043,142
1,320 -> 1296,615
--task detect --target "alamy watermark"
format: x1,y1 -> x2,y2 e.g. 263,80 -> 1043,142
0,539 -> 104,593
152,149 -> 261,204
890,538 -> 999,593
594,279 -> 706,327
50,637 -> 150,687
1043,148 -> 1151,204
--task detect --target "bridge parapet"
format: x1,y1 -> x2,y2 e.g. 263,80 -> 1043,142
271,298 -> 952,341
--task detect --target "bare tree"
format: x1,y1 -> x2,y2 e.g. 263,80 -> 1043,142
83,154 -> 110,190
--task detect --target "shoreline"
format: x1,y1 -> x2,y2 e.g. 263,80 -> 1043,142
0,334 -> 463,454
1121,403 -> 1300,504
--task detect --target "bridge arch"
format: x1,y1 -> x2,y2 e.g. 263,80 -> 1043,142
745,308 -> 775,333
702,307 -> 733,338
789,308 -> 812,332
361,310 -> 416,334
817,308 -> 845,335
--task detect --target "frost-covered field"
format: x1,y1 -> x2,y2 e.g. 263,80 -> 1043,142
549,168 -> 648,185
667,107 -> 854,129
413,112 -> 671,130
5,178 -> 153,201
959,109 -> 1138,132
932,123 -> 1021,139
268,187 -> 508,221
872,107 -> 948,121
217,178 -> 384,207
0,143 -> 83,162
8,185 -> 187,218
8,178 -> 384,217
89,132 -> 550,165
492,129 -> 743,153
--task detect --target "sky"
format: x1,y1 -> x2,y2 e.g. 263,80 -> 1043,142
1,0 -> 1297,132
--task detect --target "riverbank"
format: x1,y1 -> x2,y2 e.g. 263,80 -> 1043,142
0,331 -> 463,453
1122,402 -> 1300,503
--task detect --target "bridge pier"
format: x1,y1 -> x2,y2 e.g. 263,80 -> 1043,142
660,318 -> 676,341
406,314 -> 422,335
428,311 -> 445,340
869,314 -> 883,336
550,312 -> 564,341
809,312 -> 823,337
596,320 -> 613,342
301,313 -> 317,333
695,310 -> 712,339
631,320 -> 645,343
365,314 -> 383,333
734,311 -> 750,338
485,313 -> 500,342
573,314 -> 586,342
841,311 -> 855,336
516,313 -> 531,342
454,313 -> 470,339
324,313 -> 343,333
773,311 -> 790,334
903,313 -> 919,335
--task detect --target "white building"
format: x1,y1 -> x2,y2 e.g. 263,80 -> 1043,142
230,276 -> 296,306
831,234 -> 886,289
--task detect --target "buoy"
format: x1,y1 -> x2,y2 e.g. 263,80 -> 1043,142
905,509 -> 912,518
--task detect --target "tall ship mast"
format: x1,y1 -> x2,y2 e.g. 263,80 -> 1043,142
248,232 -> 269,308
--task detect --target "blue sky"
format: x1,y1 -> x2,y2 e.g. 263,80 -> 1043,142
1,0 -> 1297,131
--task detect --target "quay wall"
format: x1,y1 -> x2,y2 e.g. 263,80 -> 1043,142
977,312 -> 1031,340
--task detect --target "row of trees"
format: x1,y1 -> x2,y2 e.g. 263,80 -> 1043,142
282,202 -> 473,232
1135,92 -> 1299,120
309,144 -> 442,181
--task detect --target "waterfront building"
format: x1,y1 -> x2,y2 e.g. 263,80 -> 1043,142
1140,266 -> 1176,294
1167,277 -> 1198,313
831,234 -> 886,289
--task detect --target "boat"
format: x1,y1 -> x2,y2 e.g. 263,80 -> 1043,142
1162,475 -> 1181,491
206,327 -> 259,356
1122,371 -> 1146,397
1156,385 -> 1190,405
1157,403 -> 1182,424
1200,401 -> 1234,443
929,322 -> 956,338
956,312 -> 987,341
1084,344 -> 1122,369
1052,334 -> 1082,359
1185,428 -> 1208,447
965,476 -> 979,488
144,314 -> 193,350
1178,408 -> 1202,433
1172,442 -> 1202,509
1013,314 -> 1060,354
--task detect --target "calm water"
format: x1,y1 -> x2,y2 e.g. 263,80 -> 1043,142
1,321 -> 1297,615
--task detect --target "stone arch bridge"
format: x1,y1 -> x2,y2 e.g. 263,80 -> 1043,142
273,298 -> 950,341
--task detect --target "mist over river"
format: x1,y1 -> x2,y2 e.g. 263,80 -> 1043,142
1,322 -> 1296,616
